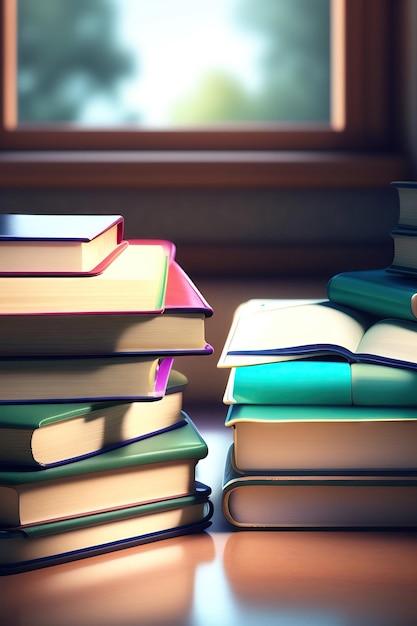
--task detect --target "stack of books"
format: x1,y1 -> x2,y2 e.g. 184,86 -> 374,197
218,180 -> 417,529
0,214 -> 214,574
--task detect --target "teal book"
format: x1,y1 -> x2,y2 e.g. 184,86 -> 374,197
222,445 -> 417,528
223,361 -> 417,406
0,370 -> 188,467
218,298 -> 417,370
0,415 -> 208,527
327,268 -> 417,321
0,482 -> 213,575
225,404 -> 417,472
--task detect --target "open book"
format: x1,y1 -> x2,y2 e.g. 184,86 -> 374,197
217,299 -> 417,370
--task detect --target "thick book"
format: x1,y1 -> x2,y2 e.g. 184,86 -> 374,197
0,369 -> 188,467
222,446 -> 417,528
327,268 -> 417,321
217,298 -> 417,370
0,354 -> 173,403
0,483 -> 213,575
0,213 -> 125,275
0,414 -> 208,527
391,181 -> 417,228
0,260 -> 213,357
388,227 -> 417,275
0,239 -> 174,314
225,404 -> 417,472
223,360 -> 417,406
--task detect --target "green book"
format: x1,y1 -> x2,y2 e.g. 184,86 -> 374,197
222,445 -> 417,528
327,268 -> 417,321
217,298 -> 417,370
0,483 -> 213,575
0,369 -> 188,467
225,404 -> 417,473
0,415 -> 208,527
223,361 -> 417,406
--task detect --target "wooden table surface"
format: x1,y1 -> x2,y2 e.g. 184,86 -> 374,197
1,403 -> 417,626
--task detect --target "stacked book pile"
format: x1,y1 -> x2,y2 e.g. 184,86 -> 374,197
0,214 -> 214,574
218,180 -> 417,529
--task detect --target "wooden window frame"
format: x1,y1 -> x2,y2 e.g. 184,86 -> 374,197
0,0 -> 408,188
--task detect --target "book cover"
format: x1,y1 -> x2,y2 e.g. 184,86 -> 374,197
224,360 -> 417,406
391,181 -> 417,228
222,445 -> 417,528
217,298 -> 417,370
0,355 -> 173,403
0,240 -> 173,314
0,259 -> 213,357
225,404 -> 417,472
0,214 -> 126,275
0,369 -> 188,467
0,414 -> 208,526
327,268 -> 417,321
0,483 -> 213,574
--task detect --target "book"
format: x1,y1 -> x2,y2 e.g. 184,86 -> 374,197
388,227 -> 417,275
222,446 -> 417,528
391,181 -> 417,228
0,239 -> 174,314
217,298 -> 417,370
0,483 -> 213,575
0,369 -> 188,467
0,414 -> 208,527
0,261 -> 213,357
225,404 -> 417,472
327,268 -> 417,321
0,354 -> 173,403
0,213 -> 125,275
223,361 -> 417,406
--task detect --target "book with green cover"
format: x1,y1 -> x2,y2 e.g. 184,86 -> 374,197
225,404 -> 417,472
217,298 -> 417,370
0,414 -> 208,527
222,445 -> 417,528
0,482 -> 213,574
223,361 -> 417,406
327,268 -> 417,321
0,370 -> 188,467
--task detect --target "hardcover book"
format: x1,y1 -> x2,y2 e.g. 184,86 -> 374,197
225,404 -> 417,472
0,213 -> 125,275
0,354 -> 173,403
217,298 -> 417,370
0,483 -> 213,574
0,239 -> 174,314
391,181 -> 417,228
0,260 -> 213,357
0,369 -> 188,467
0,415 -> 208,527
222,446 -> 417,528
327,268 -> 417,321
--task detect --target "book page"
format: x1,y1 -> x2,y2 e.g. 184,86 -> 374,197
218,300 -> 369,367
357,319 -> 417,365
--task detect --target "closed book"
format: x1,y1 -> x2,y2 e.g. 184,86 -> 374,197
0,483 -> 213,575
224,361 -> 417,406
0,260 -> 213,357
222,446 -> 417,528
327,268 -> 417,321
0,354 -> 173,403
0,213 -> 125,275
0,414 -> 208,527
0,369 -> 188,467
391,181 -> 417,228
217,298 -> 417,370
0,239 -> 174,314
388,227 -> 417,275
225,404 -> 417,472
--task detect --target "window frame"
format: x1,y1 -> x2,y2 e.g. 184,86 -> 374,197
0,0 -> 408,188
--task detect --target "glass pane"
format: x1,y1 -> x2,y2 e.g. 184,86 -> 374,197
17,0 -> 330,127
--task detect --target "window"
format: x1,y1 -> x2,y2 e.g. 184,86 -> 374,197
0,0 -> 406,188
